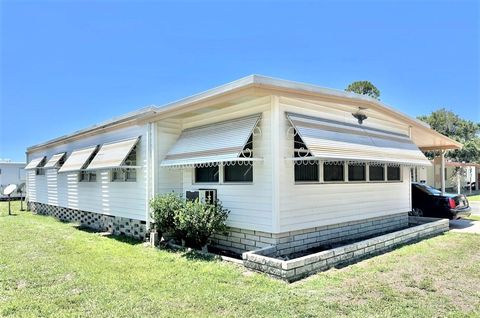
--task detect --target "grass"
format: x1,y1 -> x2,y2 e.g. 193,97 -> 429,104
1,201 -> 480,318
466,215 -> 480,221
467,195 -> 480,201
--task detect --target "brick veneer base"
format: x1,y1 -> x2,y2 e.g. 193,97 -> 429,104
212,213 -> 409,255
243,217 -> 449,282
28,201 -> 147,240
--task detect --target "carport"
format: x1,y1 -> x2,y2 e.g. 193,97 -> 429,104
409,125 -> 462,194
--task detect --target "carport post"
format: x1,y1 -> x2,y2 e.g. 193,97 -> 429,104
441,150 -> 446,195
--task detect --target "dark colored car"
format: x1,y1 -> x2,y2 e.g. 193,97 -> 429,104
411,182 -> 471,219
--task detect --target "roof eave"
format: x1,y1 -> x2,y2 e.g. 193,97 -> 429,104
26,74 -> 456,153
27,107 -> 157,153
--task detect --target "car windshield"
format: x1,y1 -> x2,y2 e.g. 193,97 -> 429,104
414,183 -> 442,195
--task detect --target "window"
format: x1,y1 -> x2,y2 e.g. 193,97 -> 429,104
295,162 -> 319,182
35,158 -> 46,175
348,163 -> 366,181
387,166 -> 401,181
195,166 -> 219,183
111,169 -> 122,182
78,147 -> 99,182
111,168 -> 136,182
111,146 -> 137,182
224,163 -> 253,182
79,171 -> 97,182
323,162 -> 344,182
369,165 -> 385,181
224,135 -> 254,183
294,131 -> 319,182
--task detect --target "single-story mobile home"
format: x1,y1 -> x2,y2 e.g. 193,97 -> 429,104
0,160 -> 26,199
425,160 -> 478,192
26,75 -> 461,255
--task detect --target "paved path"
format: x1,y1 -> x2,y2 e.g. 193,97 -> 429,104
450,219 -> 480,234
469,201 -> 480,215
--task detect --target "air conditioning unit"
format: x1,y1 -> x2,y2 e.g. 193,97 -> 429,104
185,189 -> 217,205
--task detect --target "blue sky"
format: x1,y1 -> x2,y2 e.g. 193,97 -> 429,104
1,0 -> 478,162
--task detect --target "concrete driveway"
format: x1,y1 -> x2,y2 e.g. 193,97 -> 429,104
469,201 -> 480,215
450,219 -> 480,234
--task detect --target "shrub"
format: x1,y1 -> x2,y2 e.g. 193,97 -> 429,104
175,200 -> 230,248
150,194 -> 230,249
150,193 -> 184,238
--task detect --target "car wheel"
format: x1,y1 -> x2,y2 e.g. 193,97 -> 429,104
411,208 -> 423,217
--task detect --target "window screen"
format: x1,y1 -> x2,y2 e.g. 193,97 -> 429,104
324,163 -> 344,182
294,132 -> 319,182
224,163 -> 253,182
195,166 -> 219,183
79,171 -> 97,182
369,165 -> 385,181
224,135 -> 254,182
387,166 -> 401,181
348,164 -> 366,181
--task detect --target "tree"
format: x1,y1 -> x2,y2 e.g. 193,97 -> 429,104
345,81 -> 381,100
417,108 -> 480,163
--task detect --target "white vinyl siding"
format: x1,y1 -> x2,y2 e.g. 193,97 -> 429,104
278,97 -> 412,232
165,96 -> 274,232
26,124 -> 148,220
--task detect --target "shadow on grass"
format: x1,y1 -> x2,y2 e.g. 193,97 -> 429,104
73,224 -> 144,245
155,241 -> 219,262
182,250 -> 217,261
0,213 -> 18,217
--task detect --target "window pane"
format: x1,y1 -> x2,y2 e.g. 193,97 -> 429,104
195,166 -> 219,183
369,165 -> 385,181
126,169 -> 136,181
89,172 -> 97,182
111,169 -> 124,182
295,161 -> 319,182
348,164 -> 365,181
324,163 -> 344,181
224,163 -> 253,182
387,166 -> 401,181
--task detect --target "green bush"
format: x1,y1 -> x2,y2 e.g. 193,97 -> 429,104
175,200 -> 230,248
150,193 -> 184,239
150,194 -> 230,248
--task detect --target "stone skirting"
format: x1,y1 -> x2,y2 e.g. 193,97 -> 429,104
212,213 -> 409,255
242,217 -> 450,282
28,202 -> 147,240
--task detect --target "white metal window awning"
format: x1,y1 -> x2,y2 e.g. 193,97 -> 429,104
58,146 -> 98,173
161,114 -> 262,168
25,156 -> 46,170
287,112 -> 431,166
43,152 -> 66,169
85,137 -> 140,171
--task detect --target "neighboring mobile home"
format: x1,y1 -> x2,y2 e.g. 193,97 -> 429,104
0,160 -> 26,199
25,75 -> 461,254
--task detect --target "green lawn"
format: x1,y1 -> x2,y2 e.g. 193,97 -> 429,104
1,201 -> 479,318
466,215 -> 480,221
468,195 -> 480,201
